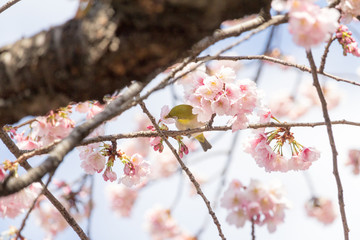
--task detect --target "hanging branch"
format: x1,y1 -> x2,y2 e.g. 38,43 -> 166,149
306,49 -> 349,240
139,101 -> 226,240
0,128 -> 89,240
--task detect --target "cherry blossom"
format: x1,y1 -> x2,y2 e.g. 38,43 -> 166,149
78,146 -> 106,174
244,126 -> 320,172
221,179 -> 290,232
288,0 -> 339,49
106,184 -> 138,217
178,65 -> 263,131
0,167 -> 42,218
305,197 -> 337,224
119,153 -> 150,187
336,25 -> 360,57
144,206 -> 182,240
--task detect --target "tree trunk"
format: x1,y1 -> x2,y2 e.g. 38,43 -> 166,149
0,0 -> 269,125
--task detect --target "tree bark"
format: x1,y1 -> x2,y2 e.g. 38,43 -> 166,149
0,0 -> 270,125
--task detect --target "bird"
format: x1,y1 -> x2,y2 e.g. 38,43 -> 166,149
165,104 -> 212,152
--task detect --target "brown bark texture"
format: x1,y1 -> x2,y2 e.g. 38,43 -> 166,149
0,0 -> 270,125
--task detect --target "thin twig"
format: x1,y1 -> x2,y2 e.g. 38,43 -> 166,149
319,37 -> 336,73
0,0 -> 21,14
139,101 -> 226,240
196,55 -> 360,87
87,175 -> 95,238
251,218 -> 256,240
306,50 -> 349,240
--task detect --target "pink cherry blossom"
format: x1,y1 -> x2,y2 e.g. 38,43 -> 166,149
103,168 -> 118,182
75,102 -> 90,113
106,184 -> 138,217
288,1 -> 340,49
14,132 -> 41,150
79,150 -> 106,174
305,197 -> 336,224
336,25 -> 360,57
119,154 -> 150,187
221,179 -> 290,232
150,150 -> 178,179
160,105 -> 175,124
244,129 -> 320,172
144,206 -> 181,240
0,178 -> 42,218
178,64 -> 264,130
300,81 -> 342,110
35,203 -> 69,237
30,114 -> 74,147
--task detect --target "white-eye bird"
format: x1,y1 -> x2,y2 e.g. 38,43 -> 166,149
165,104 -> 212,152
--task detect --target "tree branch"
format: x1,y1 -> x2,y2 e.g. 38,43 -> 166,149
0,0 -> 272,125
0,81 -> 143,196
306,49 -> 349,240
139,100 -> 226,240
0,128 -> 89,240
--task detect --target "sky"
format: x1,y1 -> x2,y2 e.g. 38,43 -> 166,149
1,1 -> 360,240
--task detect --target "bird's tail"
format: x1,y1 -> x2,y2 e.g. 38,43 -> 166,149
195,133 -> 212,152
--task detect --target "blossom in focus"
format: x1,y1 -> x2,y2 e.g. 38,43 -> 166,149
119,153 -> 150,187
31,113 -> 75,146
178,65 -> 263,132
346,149 -> 360,174
305,197 -> 336,224
221,179 -> 290,233
144,206 -> 182,240
336,25 -> 360,57
244,128 -> 320,172
106,184 -> 138,217
288,0 -> 340,49
78,145 -> 106,174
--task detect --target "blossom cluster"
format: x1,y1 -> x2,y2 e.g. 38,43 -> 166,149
272,0 -> 340,49
305,197 -> 336,224
244,127 -> 320,172
106,184 -> 139,217
34,179 -> 91,238
0,165 -> 42,219
144,206 -> 194,240
336,25 -> 360,57
221,179 -> 290,232
289,0 -> 339,49
177,64 -> 262,132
